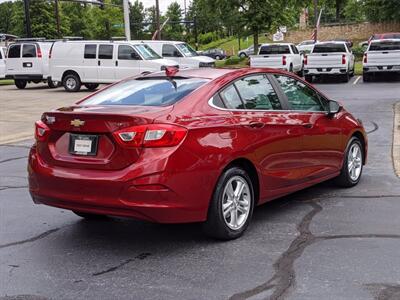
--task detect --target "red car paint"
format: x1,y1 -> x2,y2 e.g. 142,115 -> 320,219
28,68 -> 367,223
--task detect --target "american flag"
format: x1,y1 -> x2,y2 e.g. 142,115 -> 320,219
311,9 -> 323,42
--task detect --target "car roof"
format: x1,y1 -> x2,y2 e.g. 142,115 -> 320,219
370,38 -> 400,43
134,40 -> 187,45
260,43 -> 294,46
315,41 -> 347,45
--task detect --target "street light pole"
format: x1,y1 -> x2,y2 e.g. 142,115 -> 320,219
23,0 -> 32,38
155,0 -> 161,40
55,0 -> 61,38
123,0 -> 131,40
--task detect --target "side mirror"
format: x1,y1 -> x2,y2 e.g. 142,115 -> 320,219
173,51 -> 182,57
327,100 -> 341,116
131,52 -> 140,60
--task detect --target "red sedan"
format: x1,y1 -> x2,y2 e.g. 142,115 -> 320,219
28,67 -> 367,240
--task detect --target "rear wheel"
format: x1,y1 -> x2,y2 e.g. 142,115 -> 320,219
335,137 -> 363,187
289,64 -> 294,73
47,80 -> 59,89
304,75 -> 313,83
203,167 -> 255,240
215,55 -> 221,60
341,72 -> 350,83
84,83 -> 99,91
239,53 -> 247,59
73,211 -> 107,220
63,73 -> 81,92
363,73 -> 371,82
14,79 -> 27,89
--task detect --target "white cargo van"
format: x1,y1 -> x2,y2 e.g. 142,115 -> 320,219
0,47 -> 6,79
5,40 -> 59,89
138,40 -> 215,68
49,40 -> 179,92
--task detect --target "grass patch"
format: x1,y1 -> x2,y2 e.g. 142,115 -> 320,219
0,79 -> 13,85
355,61 -> 363,76
200,35 -> 272,55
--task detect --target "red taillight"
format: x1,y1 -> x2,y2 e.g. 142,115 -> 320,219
363,53 -> 367,63
282,55 -> 287,66
342,54 -> 346,65
36,45 -> 42,58
113,124 -> 187,148
304,55 -> 308,65
35,120 -> 50,142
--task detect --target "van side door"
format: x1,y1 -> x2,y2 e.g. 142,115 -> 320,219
162,44 -> 182,66
97,44 -> 116,82
115,45 -> 141,80
83,44 -> 98,82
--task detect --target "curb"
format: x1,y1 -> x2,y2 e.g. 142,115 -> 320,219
393,102 -> 400,177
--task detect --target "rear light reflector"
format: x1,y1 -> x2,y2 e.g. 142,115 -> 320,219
35,120 -> 50,142
342,54 -> 346,65
282,55 -> 287,66
37,45 -> 42,58
363,53 -> 367,63
113,124 -> 187,148
304,55 -> 308,65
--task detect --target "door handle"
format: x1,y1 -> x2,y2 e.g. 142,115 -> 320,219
244,121 -> 265,129
115,60 -> 118,66
302,123 -> 313,129
98,60 -> 101,66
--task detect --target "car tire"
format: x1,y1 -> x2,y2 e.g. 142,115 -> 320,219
239,53 -> 247,58
363,73 -> 371,82
63,73 -> 81,92
84,83 -> 99,91
304,75 -> 313,83
14,79 -> 27,89
73,211 -> 107,220
47,80 -> 59,89
215,55 -> 221,60
335,137 -> 364,187
297,69 -> 304,77
203,166 -> 255,240
289,64 -> 294,73
342,72 -> 350,83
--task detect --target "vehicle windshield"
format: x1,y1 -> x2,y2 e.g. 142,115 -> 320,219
313,43 -> 346,53
259,45 -> 290,55
176,43 -> 198,57
81,78 -> 209,107
133,44 -> 161,60
369,41 -> 400,51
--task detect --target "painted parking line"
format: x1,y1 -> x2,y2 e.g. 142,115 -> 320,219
353,76 -> 361,85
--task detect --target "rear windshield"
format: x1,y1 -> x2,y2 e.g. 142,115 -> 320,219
81,78 -> 209,106
259,45 -> 290,55
313,43 -> 346,53
369,41 -> 400,51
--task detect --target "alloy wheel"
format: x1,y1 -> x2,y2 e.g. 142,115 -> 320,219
347,143 -> 362,181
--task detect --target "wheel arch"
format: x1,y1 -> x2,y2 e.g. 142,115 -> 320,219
61,70 -> 81,82
351,131 -> 367,164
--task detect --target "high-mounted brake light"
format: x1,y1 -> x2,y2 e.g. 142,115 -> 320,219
363,53 -> 368,63
113,124 -> 187,148
165,66 -> 179,77
35,120 -> 50,142
282,55 -> 287,66
304,55 -> 308,65
342,54 -> 346,65
37,45 -> 42,58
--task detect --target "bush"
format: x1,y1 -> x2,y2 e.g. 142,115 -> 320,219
223,56 -> 247,66
198,32 -> 218,45
352,45 -> 366,60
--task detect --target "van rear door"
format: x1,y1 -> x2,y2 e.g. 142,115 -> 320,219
21,43 -> 42,76
6,44 -> 21,75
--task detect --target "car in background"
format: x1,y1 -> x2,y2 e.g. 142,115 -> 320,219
238,44 -> 260,58
202,48 -> 227,60
5,39 -> 59,89
303,41 -> 355,83
360,32 -> 400,48
363,39 -> 400,82
332,38 -> 353,48
49,40 -> 179,92
297,40 -> 318,54
250,43 -> 303,75
0,47 -> 6,79
139,40 -> 215,68
28,67 -> 367,240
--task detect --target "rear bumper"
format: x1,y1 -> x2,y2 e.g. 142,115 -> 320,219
6,74 -> 45,81
304,68 -> 347,75
363,65 -> 400,73
28,146 -> 213,223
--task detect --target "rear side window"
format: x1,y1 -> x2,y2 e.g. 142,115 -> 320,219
369,41 -> 400,51
275,75 -> 325,111
84,44 -> 97,59
22,44 -> 36,57
259,45 -> 290,55
291,45 -> 299,54
234,75 -> 281,110
8,45 -> 21,58
99,45 -> 113,59
313,43 -> 346,53
220,85 -> 244,109
81,78 -> 209,106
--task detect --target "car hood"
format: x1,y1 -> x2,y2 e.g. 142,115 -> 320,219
152,58 -> 180,66
187,56 -> 215,63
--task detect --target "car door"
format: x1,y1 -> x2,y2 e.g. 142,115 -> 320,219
83,44 -> 98,82
162,44 -> 183,66
97,44 -> 116,82
6,44 -> 21,75
273,74 -> 344,180
115,44 -> 141,80
21,43 -> 41,76
218,74 -> 308,200
0,48 -> 5,78
290,45 -> 302,72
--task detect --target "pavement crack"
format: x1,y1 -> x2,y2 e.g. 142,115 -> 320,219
230,202 -> 322,300
0,228 -> 59,250
0,156 -> 27,164
92,252 -> 151,276
0,186 -> 28,191
366,121 -> 379,134
319,233 -> 400,240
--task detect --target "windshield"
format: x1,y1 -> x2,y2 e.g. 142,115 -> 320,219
369,41 -> 400,51
133,44 -> 161,60
176,43 -> 198,57
259,45 -> 290,55
81,78 -> 209,107
313,43 -> 346,53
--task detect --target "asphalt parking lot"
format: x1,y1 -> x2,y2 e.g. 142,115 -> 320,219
1,75 -> 400,300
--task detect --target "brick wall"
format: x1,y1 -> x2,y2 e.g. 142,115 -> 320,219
284,22 -> 400,43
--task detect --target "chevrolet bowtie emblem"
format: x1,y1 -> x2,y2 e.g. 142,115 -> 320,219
70,119 -> 85,127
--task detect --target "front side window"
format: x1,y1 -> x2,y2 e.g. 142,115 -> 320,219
234,75 -> 282,110
22,44 -> 36,57
176,43 -> 198,57
133,44 -> 160,60
162,44 -> 180,57
8,44 -> 21,58
118,45 -> 138,60
99,44 -> 113,59
81,78 -> 209,106
275,75 -> 325,111
84,44 -> 97,59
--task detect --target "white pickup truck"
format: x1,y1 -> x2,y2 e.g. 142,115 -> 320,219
250,43 -> 303,75
363,39 -> 400,82
303,41 -> 355,83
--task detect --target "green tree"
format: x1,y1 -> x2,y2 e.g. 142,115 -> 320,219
129,0 -> 145,39
61,2 -> 95,39
91,0 -> 124,39
364,0 -> 400,22
29,0 -> 58,38
164,2 -> 183,40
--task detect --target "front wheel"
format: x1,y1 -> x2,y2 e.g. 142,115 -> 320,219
239,53 -> 247,59
215,55 -> 221,60
14,79 -> 27,89
63,73 -> 81,92
47,80 -> 59,89
203,167 -> 255,240
335,137 -> 364,187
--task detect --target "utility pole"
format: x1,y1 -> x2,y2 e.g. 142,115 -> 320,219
55,0 -> 61,38
155,0 -> 161,40
123,0 -> 131,40
313,0 -> 318,26
23,0 -> 32,38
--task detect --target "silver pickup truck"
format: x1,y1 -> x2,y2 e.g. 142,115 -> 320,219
363,39 -> 400,82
